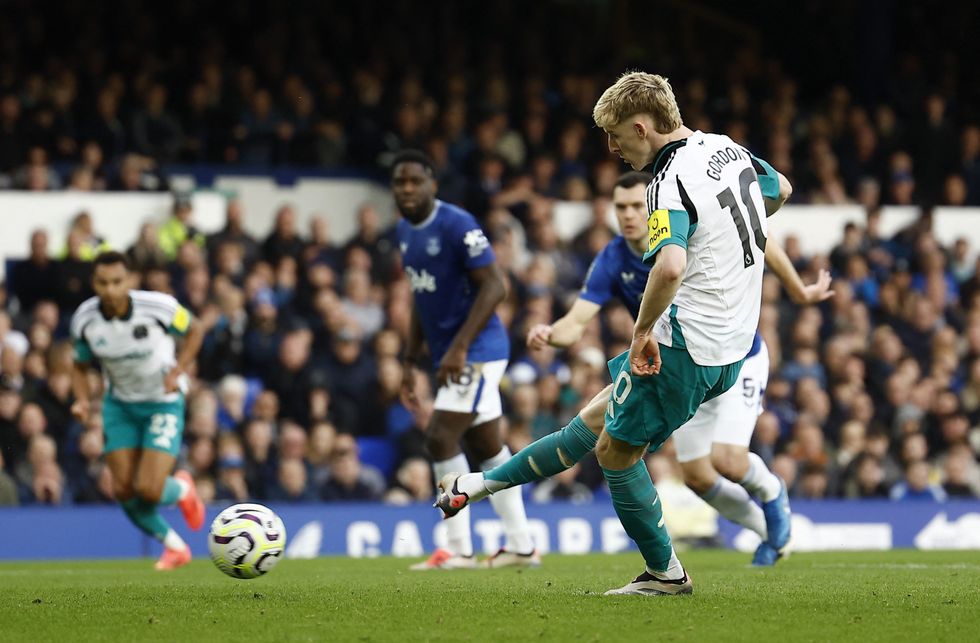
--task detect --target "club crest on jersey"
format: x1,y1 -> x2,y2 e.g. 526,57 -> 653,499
399,242 -> 408,254
426,237 -> 441,256
133,325 -> 148,339
463,229 -> 490,257
95,336 -> 108,347
647,209 -> 672,251
620,271 -> 636,284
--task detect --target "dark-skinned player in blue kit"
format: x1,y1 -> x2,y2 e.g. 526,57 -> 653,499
393,150 -> 537,570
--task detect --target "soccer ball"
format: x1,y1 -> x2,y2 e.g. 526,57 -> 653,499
208,503 -> 287,579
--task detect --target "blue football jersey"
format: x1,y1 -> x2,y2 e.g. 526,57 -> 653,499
580,236 -> 650,319
581,235 -> 762,358
396,201 -> 510,364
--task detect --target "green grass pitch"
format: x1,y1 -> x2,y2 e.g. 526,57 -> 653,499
1,550 -> 978,642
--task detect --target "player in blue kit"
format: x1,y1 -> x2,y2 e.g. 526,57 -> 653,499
527,171 -> 833,565
393,150 -> 536,570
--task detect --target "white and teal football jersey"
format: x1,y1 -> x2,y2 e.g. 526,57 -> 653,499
70,290 -> 192,403
641,130 -> 780,366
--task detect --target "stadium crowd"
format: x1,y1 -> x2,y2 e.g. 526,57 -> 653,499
1,191 -> 979,507
1,1 -> 979,508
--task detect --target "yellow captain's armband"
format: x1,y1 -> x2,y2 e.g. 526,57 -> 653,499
647,209 -> 672,252
170,305 -> 191,334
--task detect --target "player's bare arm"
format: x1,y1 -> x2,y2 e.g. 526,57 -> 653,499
165,317 -> 205,393
70,360 -> 91,423
764,240 -> 834,305
629,244 -> 686,377
437,262 -> 507,386
527,298 -> 601,350
401,305 -> 425,409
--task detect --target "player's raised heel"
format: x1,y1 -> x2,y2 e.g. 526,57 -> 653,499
434,473 -> 470,519
175,470 -> 205,531
762,478 -> 792,553
604,570 -> 693,596
154,544 -> 192,571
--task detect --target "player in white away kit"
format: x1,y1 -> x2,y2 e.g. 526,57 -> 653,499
438,72 -> 795,595
528,172 -> 832,565
70,252 -> 206,570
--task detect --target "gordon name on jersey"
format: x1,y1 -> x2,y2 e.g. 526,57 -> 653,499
70,290 -> 192,403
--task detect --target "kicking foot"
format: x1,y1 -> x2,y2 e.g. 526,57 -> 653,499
604,570 -> 693,596
762,478 -> 792,553
434,474 -> 470,519
409,548 -> 477,571
175,470 -> 205,531
154,545 -> 192,571
751,542 -> 782,567
482,548 -> 541,569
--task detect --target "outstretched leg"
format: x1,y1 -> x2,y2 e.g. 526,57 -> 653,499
437,385 -> 609,515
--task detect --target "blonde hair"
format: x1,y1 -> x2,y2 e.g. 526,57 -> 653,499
593,72 -> 682,133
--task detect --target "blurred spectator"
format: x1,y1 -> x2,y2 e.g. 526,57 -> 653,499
60,212 -> 106,260
14,147 -> 62,190
214,433 -> 250,502
340,269 -> 384,338
307,421 -> 337,488
53,231 -> 94,314
159,194 -> 206,260
268,331 -> 319,426
67,429 -> 112,504
88,88 -> 126,161
320,435 -> 385,501
271,458 -> 318,502
843,453 -> 890,499
235,89 -> 282,165
0,94 -> 28,172
8,230 -> 59,312
215,375 -> 249,432
16,434 -> 64,505
263,205 -> 305,267
131,84 -> 183,163
890,460 -> 948,501
383,457 -> 433,505
107,154 -> 167,192
199,294 -> 247,381
320,324 -> 383,435
941,447 -> 980,498
127,222 -> 169,271
0,450 -> 18,505
243,419 -> 277,499
344,205 -> 396,284
208,199 -> 261,269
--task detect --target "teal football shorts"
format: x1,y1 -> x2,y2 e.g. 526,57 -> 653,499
102,394 -> 186,457
603,345 -> 744,452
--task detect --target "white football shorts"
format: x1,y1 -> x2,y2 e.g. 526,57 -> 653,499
433,359 -> 508,427
672,340 -> 769,463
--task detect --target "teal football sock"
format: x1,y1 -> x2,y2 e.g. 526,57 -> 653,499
602,460 -> 673,572
120,497 -> 173,542
483,415 -> 597,492
158,476 -> 183,506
